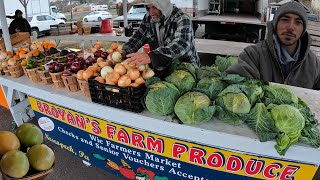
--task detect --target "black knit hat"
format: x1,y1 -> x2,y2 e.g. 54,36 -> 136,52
15,9 -> 23,15
272,1 -> 308,34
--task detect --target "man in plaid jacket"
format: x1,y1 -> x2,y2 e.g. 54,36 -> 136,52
123,0 -> 200,70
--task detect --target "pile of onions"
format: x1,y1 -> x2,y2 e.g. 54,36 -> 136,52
88,54 -> 155,88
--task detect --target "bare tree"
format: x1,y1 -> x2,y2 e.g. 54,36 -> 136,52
18,0 -> 30,18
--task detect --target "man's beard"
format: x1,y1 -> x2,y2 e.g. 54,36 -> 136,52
151,16 -> 161,23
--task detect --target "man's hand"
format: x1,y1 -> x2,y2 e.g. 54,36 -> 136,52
126,53 -> 151,67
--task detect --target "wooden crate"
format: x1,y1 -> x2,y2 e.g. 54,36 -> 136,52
50,23 -> 75,36
0,32 -> 30,51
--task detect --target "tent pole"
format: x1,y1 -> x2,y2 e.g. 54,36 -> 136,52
0,0 -> 12,52
123,0 -> 128,28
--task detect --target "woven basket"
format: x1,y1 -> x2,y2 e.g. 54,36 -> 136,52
77,79 -> 90,97
10,69 -> 24,78
0,68 -> 4,76
3,70 -> 10,76
49,72 -> 63,82
26,68 -> 41,83
1,66 -> 8,71
1,164 -> 54,180
8,64 -> 22,72
62,75 -> 80,92
36,59 -> 45,67
53,80 -> 65,88
41,77 -> 53,85
37,70 -> 50,79
22,66 -> 29,78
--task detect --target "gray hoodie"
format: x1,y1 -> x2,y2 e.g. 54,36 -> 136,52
226,22 -> 320,90
145,0 -> 173,19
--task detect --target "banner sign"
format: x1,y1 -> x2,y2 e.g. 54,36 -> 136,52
29,96 -> 319,180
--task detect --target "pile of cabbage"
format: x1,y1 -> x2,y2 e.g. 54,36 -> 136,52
144,57 -> 320,156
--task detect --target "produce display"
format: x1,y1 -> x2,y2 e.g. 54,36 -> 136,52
1,38 -> 319,157
144,57 -> 320,156
0,123 -> 55,178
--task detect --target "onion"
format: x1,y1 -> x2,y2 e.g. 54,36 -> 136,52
91,47 -> 97,54
98,61 -> 111,68
105,71 -> 120,83
77,70 -> 84,80
100,66 -> 113,78
1,61 -> 8,67
105,60 -> 113,66
127,69 -> 140,81
106,48 -> 114,54
87,66 -> 100,73
83,69 -> 94,81
8,58 -> 16,66
26,53 -> 32,61
135,77 -> 145,85
123,60 -> 136,70
19,54 -> 27,59
107,54 -> 112,61
105,81 -> 115,85
130,83 -> 139,87
117,45 -> 123,52
95,76 -> 105,84
112,51 -> 122,63
97,57 -> 104,64
0,52 -> 7,60
118,75 -> 131,87
137,65 -> 146,71
112,89 -> 120,93
142,68 -> 155,80
114,64 -> 126,75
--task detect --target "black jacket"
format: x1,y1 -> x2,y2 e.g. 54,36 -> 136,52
9,18 -> 31,35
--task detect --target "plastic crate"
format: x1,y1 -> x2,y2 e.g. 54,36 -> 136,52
88,78 -> 146,113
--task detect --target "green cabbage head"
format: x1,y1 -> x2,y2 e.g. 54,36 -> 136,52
271,104 -> 305,155
145,82 -> 180,116
195,77 -> 226,99
217,93 -> 251,114
174,92 -> 215,124
165,70 -> 196,94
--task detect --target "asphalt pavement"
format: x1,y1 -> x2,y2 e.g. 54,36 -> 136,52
0,105 -> 123,180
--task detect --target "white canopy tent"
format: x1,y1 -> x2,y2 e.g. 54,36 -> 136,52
0,0 -> 12,52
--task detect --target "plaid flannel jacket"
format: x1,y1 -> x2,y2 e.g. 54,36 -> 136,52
122,6 -> 200,68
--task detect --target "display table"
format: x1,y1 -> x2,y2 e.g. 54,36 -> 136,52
0,75 -> 320,180
49,34 -> 320,58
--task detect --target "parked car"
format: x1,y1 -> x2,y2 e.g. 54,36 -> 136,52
97,5 -> 108,11
308,13 -> 318,21
28,14 -> 65,37
113,3 -> 147,29
83,11 -> 112,22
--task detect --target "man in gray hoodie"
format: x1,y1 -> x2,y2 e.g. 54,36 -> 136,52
226,1 -> 320,90
123,0 -> 199,69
